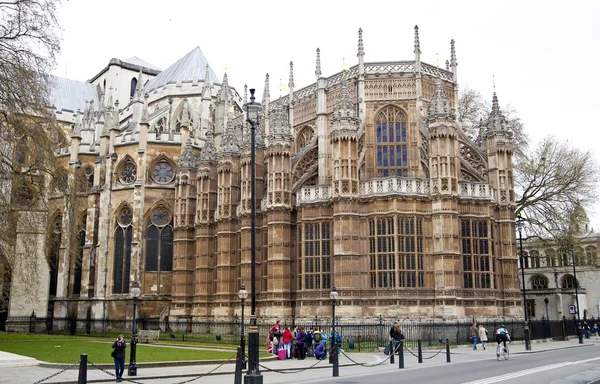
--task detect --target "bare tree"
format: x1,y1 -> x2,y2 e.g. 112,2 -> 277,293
0,0 -> 64,300
514,137 -> 599,239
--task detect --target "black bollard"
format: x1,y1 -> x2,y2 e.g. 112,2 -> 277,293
234,346 -> 243,384
389,340 -> 395,364
77,354 -> 87,384
332,341 -> 339,377
398,340 -> 404,369
417,339 -> 423,363
446,338 -> 451,363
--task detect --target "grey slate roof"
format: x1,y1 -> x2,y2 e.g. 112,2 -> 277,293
144,47 -> 219,92
49,76 -> 99,113
123,56 -> 161,71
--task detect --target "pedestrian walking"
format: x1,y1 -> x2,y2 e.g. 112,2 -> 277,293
592,323 -> 599,340
470,322 -> 479,350
282,327 -> 293,359
478,324 -> 488,350
111,334 -> 126,382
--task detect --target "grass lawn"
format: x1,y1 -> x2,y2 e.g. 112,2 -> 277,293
0,334 -> 269,364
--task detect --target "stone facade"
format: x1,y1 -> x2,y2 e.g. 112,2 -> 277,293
3,27 -> 524,326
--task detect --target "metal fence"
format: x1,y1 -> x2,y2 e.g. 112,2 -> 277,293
5,314 -> 590,351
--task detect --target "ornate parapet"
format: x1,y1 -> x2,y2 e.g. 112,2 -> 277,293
458,181 -> 495,200
296,185 -> 331,205
360,177 -> 430,197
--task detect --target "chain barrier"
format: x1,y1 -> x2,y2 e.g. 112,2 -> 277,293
87,360 -> 145,384
32,360 -> 81,384
251,347 -> 329,374
339,344 -> 398,368
404,345 -> 445,360
170,351 -> 238,384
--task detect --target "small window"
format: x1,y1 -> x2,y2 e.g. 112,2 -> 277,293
120,161 -> 137,184
151,159 -> 175,184
130,77 -> 138,98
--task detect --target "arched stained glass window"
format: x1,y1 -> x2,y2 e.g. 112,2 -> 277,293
72,215 -> 86,296
145,208 -> 173,274
375,106 -> 408,177
48,215 -> 62,296
120,161 -> 137,184
113,207 -> 133,294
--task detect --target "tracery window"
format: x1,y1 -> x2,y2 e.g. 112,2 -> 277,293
72,215 -> 86,296
302,222 -> 331,290
48,215 -> 62,296
586,246 -> 597,266
151,159 -> 175,184
561,274 -> 578,289
368,216 -> 424,289
297,126 -> 314,151
530,250 -> 541,268
461,220 -> 492,289
369,217 -> 396,288
120,161 -> 137,184
530,274 -> 548,290
113,206 -> 133,294
375,106 -> 408,177
153,117 -> 167,138
145,208 -> 173,274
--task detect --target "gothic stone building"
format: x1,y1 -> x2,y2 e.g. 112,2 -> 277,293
4,27 -> 523,327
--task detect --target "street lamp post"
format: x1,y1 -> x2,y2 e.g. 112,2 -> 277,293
128,281 -> 141,376
544,297 -> 549,320
239,284 -> 248,369
330,286 -> 339,377
570,245 -> 584,344
516,216 -> 531,350
244,88 -> 263,384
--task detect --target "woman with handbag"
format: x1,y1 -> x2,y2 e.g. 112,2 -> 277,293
111,334 -> 127,382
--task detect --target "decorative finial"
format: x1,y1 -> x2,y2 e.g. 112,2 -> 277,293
450,39 -> 457,67
279,77 -> 286,98
262,73 -> 270,105
357,28 -> 365,57
445,60 -> 450,71
436,53 -> 440,68
414,25 -> 421,54
244,84 -> 248,105
493,74 -> 496,92
204,64 -> 211,84
342,57 -> 349,72
315,48 -> 322,77
288,61 -> 294,89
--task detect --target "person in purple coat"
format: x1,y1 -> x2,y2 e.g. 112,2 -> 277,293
314,342 -> 326,360
296,327 -> 306,360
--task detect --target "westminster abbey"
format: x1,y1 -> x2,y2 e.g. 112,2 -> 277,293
2,27 -> 523,328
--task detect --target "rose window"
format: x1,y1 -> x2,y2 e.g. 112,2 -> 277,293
151,160 -> 174,184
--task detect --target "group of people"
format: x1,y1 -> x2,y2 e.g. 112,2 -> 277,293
582,322 -> 600,340
469,322 -> 510,352
268,320 -> 339,360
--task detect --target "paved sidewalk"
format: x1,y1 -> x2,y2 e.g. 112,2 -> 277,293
0,338 -> 597,384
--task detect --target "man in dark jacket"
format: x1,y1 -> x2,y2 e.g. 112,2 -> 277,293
112,334 -> 127,382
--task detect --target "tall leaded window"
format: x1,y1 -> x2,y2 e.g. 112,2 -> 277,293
561,274 -> 577,289
369,218 -> 395,288
113,206 -> 133,294
73,215 -> 86,296
145,208 -> 174,273
48,215 -> 62,296
398,217 -> 424,288
303,222 -> 331,290
461,220 -> 491,289
376,106 -> 408,177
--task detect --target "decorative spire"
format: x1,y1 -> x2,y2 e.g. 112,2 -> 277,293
428,73 -> 451,117
357,28 -> 364,57
106,87 -> 114,109
315,48 -> 322,77
288,61 -> 294,89
445,60 -> 450,71
204,64 -> 211,84
133,70 -> 143,101
85,100 -> 95,130
332,77 -> 356,121
142,93 -> 149,123
414,25 -> 421,54
219,119 -> 239,156
486,91 -> 509,133
178,134 -> 198,169
200,126 -> 218,164
269,103 -> 291,138
450,39 -> 457,67
262,73 -> 270,105
72,110 -> 82,138
218,72 -> 230,102
243,84 -> 248,105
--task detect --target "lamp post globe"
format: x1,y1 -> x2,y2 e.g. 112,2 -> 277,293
244,88 -> 263,384
128,281 -> 141,376
516,216 -> 531,351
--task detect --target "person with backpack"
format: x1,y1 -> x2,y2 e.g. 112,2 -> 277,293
313,329 -> 322,346
111,334 -> 126,383
296,326 -> 306,360
305,328 -> 315,357
314,342 -> 326,360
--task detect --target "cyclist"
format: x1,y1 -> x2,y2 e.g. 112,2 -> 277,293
495,324 -> 511,355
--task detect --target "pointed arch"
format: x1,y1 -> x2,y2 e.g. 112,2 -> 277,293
151,116 -> 168,139
113,203 -> 133,294
116,155 -> 137,185
47,211 -> 63,297
144,204 -> 174,278
130,77 -> 137,98
530,274 -> 548,290
72,212 -> 87,296
171,99 -> 198,133
373,104 -> 408,177
296,125 -> 315,152
560,274 -> 578,289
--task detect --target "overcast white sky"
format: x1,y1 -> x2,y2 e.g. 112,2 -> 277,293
54,0 -> 600,228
